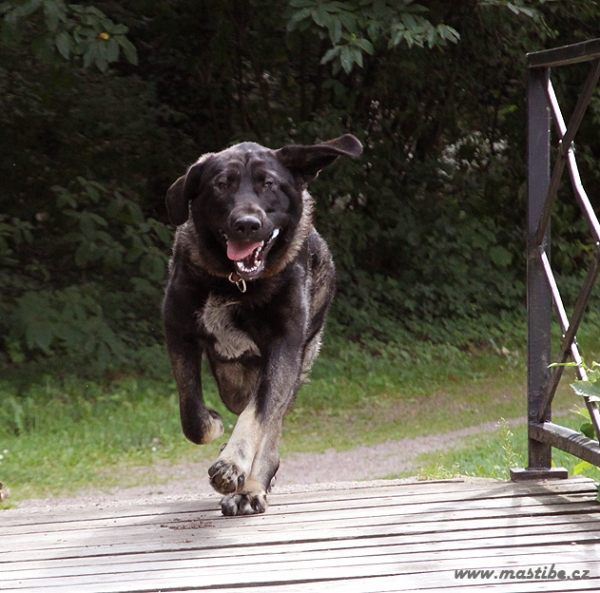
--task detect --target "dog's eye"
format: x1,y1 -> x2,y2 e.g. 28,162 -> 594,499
214,180 -> 228,192
263,180 -> 276,191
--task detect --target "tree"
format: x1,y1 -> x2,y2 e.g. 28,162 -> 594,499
3,0 -> 600,370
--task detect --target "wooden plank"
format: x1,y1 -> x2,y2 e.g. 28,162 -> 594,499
3,487 -> 595,541
2,478 -> 598,593
2,476 -> 595,527
2,495 -> 599,560
0,508 -> 597,570
3,521 -> 600,579
161,575 -> 600,593
2,541 -> 598,584
2,550 -> 598,593
3,478 -> 596,536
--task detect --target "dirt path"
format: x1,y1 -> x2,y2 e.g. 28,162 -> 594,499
12,416 -> 528,512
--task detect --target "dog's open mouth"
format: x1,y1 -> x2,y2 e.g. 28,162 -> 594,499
226,229 -> 280,278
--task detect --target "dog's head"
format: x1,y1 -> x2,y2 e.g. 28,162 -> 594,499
166,135 -> 362,280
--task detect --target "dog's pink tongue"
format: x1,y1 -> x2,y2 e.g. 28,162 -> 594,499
226,241 -> 262,261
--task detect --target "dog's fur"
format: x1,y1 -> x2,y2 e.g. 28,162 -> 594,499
162,135 -> 362,515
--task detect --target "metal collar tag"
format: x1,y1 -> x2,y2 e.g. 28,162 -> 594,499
228,272 -> 247,293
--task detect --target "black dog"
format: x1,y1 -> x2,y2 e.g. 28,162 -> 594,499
162,134 -> 362,515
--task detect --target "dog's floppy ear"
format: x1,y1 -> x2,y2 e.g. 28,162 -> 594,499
275,134 -> 363,183
165,161 -> 205,226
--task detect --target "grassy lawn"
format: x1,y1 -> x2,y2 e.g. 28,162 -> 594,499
1,322 -> 598,504
411,415 -> 600,483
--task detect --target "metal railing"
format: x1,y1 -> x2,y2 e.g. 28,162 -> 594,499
512,39 -> 600,481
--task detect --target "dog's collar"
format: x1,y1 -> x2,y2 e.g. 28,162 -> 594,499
228,272 -> 247,293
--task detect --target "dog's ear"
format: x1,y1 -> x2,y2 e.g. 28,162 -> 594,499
165,162 -> 205,226
275,134 -> 363,183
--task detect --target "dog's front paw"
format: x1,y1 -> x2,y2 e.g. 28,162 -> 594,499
200,410 -> 224,444
220,491 -> 267,516
208,460 -> 246,494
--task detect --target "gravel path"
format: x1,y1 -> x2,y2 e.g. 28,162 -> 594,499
11,416 -> 527,513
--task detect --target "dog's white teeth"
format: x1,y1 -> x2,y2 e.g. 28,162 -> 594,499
236,261 -> 259,274
233,230 -> 279,276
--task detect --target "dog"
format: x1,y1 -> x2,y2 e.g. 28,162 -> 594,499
162,134 -> 362,515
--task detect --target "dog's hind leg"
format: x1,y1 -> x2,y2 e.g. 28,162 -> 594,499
219,432 -> 282,516
209,339 -> 305,515
209,403 -> 281,515
219,333 -> 325,515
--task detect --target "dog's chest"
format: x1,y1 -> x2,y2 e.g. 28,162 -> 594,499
197,295 -> 260,360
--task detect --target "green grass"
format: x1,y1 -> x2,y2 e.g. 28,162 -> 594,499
412,415 -> 600,483
1,320 -> 599,502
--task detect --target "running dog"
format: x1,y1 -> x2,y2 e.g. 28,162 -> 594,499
162,134 -> 362,515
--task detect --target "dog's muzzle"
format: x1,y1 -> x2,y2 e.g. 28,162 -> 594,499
225,228 -> 280,279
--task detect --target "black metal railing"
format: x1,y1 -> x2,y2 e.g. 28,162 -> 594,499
513,39 -> 600,481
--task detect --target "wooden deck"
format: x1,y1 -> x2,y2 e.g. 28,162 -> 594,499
1,476 -> 600,592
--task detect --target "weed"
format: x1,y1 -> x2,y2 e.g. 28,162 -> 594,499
498,418 -> 520,470
417,460 -> 461,481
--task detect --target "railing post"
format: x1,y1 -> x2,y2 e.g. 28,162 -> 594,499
512,65 -> 567,481
512,40 -> 600,477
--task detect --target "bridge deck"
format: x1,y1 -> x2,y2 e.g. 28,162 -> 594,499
1,477 -> 599,592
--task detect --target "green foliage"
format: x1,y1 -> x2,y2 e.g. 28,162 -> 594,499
0,0 -> 137,71
549,360 -> 600,439
2,0 -> 600,371
0,177 -> 173,371
287,0 -> 459,73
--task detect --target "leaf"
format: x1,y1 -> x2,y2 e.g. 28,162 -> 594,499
131,276 -> 159,297
25,322 -> 53,353
320,46 -> 340,65
438,24 -> 460,43
579,423 -> 596,440
401,13 -> 418,32
354,37 -> 374,54
338,11 -> 357,34
12,0 -> 42,19
351,46 -> 363,68
117,36 -> 138,65
289,0 -> 316,7
44,0 -> 64,32
55,30 -> 71,59
490,245 -> 512,267
83,42 -> 98,68
127,202 -> 144,224
106,37 -> 119,63
286,7 -> 312,30
110,23 -> 128,35
549,361 -> 582,369
331,15 -> 342,44
311,6 -> 327,27
573,460 -> 593,475
340,45 -> 354,74
570,380 -> 600,401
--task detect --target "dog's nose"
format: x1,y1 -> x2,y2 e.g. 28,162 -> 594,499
232,215 -> 262,238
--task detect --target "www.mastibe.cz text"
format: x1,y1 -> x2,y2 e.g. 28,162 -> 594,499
455,565 -> 592,581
